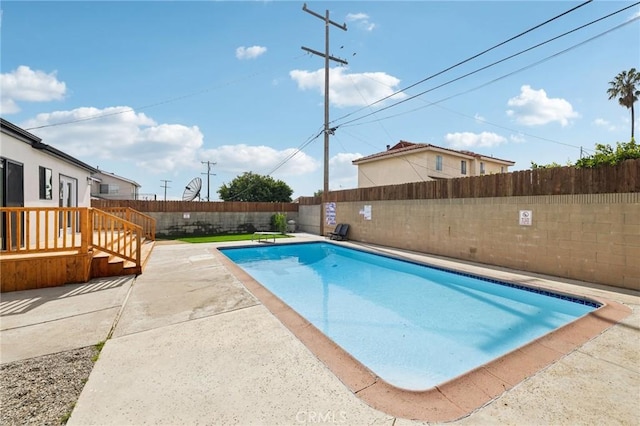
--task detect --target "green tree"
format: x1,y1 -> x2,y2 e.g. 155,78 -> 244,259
217,172 -> 293,202
530,161 -> 563,170
607,68 -> 640,139
575,140 -> 640,168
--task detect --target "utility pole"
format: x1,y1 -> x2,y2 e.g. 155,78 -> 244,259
160,180 -> 171,201
201,161 -> 216,201
301,2 -> 347,236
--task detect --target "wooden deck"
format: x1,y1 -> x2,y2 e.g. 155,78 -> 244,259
1,207 -> 156,292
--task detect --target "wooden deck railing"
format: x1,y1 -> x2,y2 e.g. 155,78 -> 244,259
0,207 -> 90,254
0,207 -> 152,266
99,207 -> 156,240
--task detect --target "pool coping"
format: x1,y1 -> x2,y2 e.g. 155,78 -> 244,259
211,242 -> 632,423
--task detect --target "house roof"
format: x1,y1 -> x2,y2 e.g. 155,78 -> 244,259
1,118 -> 98,173
352,140 -> 515,166
94,169 -> 141,187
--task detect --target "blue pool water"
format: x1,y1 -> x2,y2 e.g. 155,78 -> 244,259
220,242 -> 598,390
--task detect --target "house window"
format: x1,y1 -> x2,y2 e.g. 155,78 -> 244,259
501,166 -> 505,173
461,160 -> 467,175
100,184 -> 119,195
480,162 -> 485,175
39,166 -> 52,199
436,155 -> 443,171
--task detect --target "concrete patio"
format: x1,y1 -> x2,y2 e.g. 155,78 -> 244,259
1,233 -> 638,425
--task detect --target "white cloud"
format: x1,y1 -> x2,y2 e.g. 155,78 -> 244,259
235,45 -> 267,60
0,65 -> 66,113
346,12 -> 376,31
593,118 -> 617,131
330,152 -> 361,190
506,85 -> 579,127
289,67 -> 405,108
444,131 -> 507,149
510,133 -> 526,144
202,144 -> 319,177
474,113 -> 486,123
20,106 -> 203,172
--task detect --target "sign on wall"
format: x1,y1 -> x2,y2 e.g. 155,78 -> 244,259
360,205 -> 372,220
325,202 -> 336,225
519,210 -> 532,226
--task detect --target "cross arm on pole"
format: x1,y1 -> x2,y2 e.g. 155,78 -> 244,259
302,3 -> 347,31
301,46 -> 348,65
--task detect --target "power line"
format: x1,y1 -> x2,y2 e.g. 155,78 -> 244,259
24,53 -> 309,131
201,161 -> 216,202
160,180 -> 171,201
331,0 -> 595,126
333,1 -> 640,130
341,16 -> 638,153
301,2 -> 348,235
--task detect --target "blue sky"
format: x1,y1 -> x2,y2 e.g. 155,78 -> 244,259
2,1 -> 639,200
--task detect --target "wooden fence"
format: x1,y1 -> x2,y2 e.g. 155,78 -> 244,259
297,159 -> 639,204
92,200 -> 299,213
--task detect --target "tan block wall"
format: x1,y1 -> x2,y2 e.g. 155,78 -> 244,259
328,193 -> 639,290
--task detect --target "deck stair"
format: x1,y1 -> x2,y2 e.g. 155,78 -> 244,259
90,238 -> 155,278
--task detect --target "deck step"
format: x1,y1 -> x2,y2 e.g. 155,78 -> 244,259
90,239 -> 155,279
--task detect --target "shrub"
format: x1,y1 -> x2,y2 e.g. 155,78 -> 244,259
270,213 -> 287,234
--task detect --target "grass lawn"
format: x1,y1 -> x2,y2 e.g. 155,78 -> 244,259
176,233 -> 291,243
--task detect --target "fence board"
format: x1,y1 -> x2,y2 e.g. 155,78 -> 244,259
92,200 -> 299,213
293,159 -> 639,204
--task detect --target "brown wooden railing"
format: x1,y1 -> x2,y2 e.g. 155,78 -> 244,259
99,207 -> 156,240
0,207 -> 153,267
0,207 -> 89,254
90,208 -> 141,264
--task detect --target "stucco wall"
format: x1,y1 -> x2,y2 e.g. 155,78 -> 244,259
1,132 -> 92,208
318,193 -> 639,290
357,149 -> 510,188
150,211 -> 299,238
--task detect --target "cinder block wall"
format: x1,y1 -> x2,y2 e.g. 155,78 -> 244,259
323,193 -> 639,290
297,205 -> 321,235
150,211 -> 298,238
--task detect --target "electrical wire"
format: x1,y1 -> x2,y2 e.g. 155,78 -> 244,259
24,53 -> 310,131
222,126 -> 324,201
330,0 -> 596,126
341,16 -> 638,153
333,1 -> 640,129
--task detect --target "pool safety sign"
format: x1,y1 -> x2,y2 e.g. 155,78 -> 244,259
359,205 -> 372,220
519,210 -> 532,226
325,202 -> 336,225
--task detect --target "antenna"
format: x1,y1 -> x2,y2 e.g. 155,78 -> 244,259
182,177 -> 202,201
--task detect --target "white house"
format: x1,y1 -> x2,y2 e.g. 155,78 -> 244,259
352,141 -> 515,188
1,118 -> 97,210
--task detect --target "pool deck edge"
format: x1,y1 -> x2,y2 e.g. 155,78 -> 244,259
211,244 -> 634,423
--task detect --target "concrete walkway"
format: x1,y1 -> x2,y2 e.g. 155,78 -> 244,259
2,234 -> 638,425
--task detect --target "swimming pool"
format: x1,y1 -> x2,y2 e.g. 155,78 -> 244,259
219,241 -> 599,390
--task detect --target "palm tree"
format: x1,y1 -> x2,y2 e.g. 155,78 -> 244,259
607,68 -> 640,140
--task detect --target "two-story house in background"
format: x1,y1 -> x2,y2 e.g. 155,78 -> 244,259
91,169 -> 141,200
352,141 -> 515,188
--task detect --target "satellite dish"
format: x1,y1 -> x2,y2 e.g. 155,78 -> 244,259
182,177 -> 202,201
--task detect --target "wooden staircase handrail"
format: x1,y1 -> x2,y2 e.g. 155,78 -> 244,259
89,208 -> 142,266
99,207 -> 156,241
